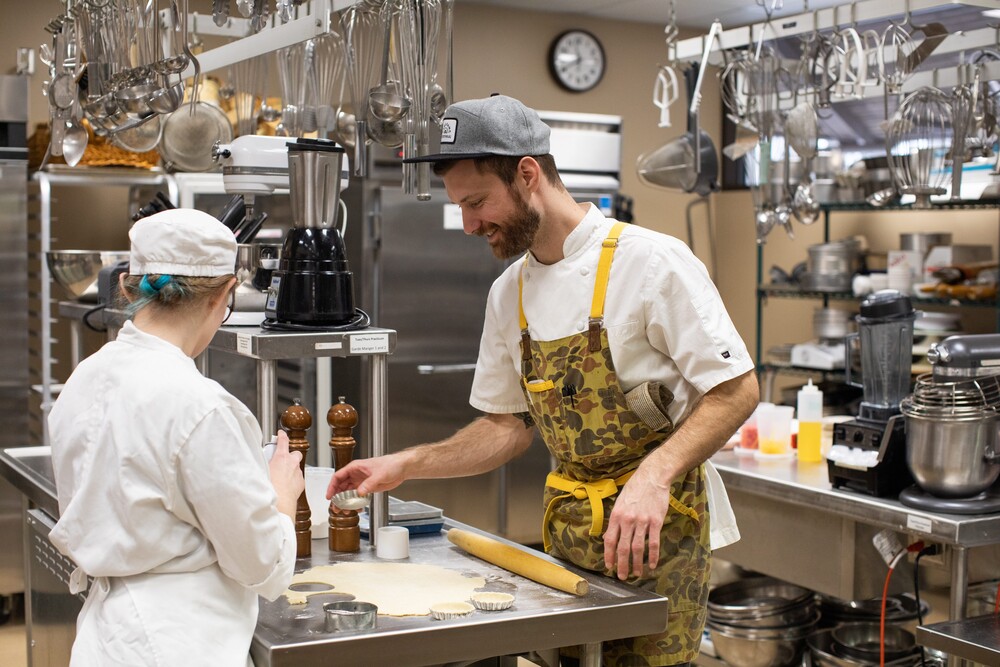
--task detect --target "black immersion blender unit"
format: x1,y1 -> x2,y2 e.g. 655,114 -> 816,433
263,138 -> 366,330
828,291 -> 916,496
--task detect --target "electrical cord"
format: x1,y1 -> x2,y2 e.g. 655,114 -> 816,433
880,563 -> 895,667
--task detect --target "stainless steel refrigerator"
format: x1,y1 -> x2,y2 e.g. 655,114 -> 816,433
0,75 -> 29,612
341,119 -> 622,544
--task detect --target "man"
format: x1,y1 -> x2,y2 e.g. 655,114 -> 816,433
328,94 -> 759,666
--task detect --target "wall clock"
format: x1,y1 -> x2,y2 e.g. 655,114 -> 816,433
548,29 -> 606,93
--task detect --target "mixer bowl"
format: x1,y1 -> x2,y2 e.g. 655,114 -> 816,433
901,404 -> 1000,497
47,250 -> 130,302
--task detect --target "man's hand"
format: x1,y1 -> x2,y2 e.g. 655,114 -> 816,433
268,430 -> 304,519
603,464 -> 672,580
326,453 -> 406,500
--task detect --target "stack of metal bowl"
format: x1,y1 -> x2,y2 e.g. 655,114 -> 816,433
706,576 -> 819,667
807,622 -> 921,666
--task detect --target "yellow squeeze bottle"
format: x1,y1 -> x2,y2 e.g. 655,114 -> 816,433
796,380 -> 823,463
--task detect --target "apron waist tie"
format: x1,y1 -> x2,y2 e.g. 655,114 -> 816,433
542,469 -> 635,552
542,469 -> 702,552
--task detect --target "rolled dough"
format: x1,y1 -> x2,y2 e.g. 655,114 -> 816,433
283,562 -> 486,616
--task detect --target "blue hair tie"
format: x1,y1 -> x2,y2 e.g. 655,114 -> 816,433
139,274 -> 172,294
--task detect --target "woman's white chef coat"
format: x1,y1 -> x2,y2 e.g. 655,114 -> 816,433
48,321 -> 296,667
470,204 -> 750,549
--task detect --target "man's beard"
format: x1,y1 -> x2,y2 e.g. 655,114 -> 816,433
478,187 -> 540,259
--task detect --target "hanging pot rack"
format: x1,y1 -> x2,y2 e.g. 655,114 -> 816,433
673,0 -> 1000,98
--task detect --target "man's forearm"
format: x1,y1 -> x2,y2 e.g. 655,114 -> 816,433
641,369 -> 759,483
398,413 -> 535,481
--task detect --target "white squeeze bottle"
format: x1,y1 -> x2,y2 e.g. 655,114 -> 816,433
796,380 -> 823,463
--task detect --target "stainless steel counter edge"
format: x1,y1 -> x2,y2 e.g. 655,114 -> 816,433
711,451 -> 1000,547
916,614 -> 1000,665
252,520 -> 670,667
0,446 -> 59,518
258,598 -> 666,667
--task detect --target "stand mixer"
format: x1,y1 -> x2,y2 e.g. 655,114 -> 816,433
212,135 -> 365,330
898,333 -> 1000,514
828,290 -> 916,497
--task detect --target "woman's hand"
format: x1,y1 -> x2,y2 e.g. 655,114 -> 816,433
268,430 -> 304,519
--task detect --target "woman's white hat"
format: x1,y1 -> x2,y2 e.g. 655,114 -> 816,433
129,209 -> 237,277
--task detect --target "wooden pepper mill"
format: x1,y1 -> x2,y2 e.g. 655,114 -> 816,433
280,399 -> 312,559
328,396 -> 360,552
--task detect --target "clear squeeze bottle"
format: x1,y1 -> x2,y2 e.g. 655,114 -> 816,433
796,380 -> 823,463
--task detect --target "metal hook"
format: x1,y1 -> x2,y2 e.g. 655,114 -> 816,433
891,0 -> 911,28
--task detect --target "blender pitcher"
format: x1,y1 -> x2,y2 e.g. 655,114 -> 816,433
845,290 -> 916,421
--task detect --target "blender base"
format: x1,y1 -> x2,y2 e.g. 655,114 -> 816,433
261,309 -> 371,332
828,418 -> 912,497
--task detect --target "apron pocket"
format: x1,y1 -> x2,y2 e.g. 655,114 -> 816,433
523,378 -> 567,449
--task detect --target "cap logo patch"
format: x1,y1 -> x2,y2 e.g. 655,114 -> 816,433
441,118 -> 457,144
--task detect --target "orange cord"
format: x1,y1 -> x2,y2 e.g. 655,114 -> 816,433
881,564 -> 895,667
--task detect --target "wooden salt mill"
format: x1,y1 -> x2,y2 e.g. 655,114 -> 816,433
328,396 -> 360,552
280,399 -> 312,559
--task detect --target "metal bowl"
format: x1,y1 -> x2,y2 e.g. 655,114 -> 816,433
901,405 -> 1000,497
809,628 -> 921,667
831,622 -> 917,663
708,615 -> 816,667
46,250 -> 130,302
708,577 -> 814,622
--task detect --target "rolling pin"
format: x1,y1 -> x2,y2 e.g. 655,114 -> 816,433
447,528 -> 588,596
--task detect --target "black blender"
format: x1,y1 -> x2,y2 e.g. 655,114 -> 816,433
263,138 -> 368,330
828,290 -> 916,496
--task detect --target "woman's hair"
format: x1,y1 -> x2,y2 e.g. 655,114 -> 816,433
119,274 -> 234,318
432,154 -> 564,189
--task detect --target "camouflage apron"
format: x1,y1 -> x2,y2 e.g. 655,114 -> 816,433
517,222 -> 711,666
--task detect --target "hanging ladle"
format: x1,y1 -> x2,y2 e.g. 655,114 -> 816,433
368,9 -> 410,123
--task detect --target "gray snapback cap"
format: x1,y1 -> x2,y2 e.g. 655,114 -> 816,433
403,94 -> 550,163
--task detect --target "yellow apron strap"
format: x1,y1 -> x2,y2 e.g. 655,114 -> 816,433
587,221 -> 626,351
542,468 -> 635,552
517,255 -> 532,363
542,468 -> 698,552
517,254 -> 529,332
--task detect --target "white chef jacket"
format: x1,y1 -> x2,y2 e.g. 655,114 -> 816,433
470,204 -> 748,550
49,321 -> 296,667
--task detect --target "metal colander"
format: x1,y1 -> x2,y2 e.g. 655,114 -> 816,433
158,102 -> 233,172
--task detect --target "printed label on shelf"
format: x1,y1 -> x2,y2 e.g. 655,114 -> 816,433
314,341 -> 343,351
236,333 -> 252,356
906,514 -> 933,534
349,333 -> 390,354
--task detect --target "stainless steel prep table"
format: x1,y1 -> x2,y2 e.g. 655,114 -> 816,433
0,447 -> 669,667
711,451 -> 1000,629
252,527 -> 669,667
917,614 -> 1000,666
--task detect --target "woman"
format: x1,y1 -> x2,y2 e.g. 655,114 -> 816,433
48,208 -> 304,667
